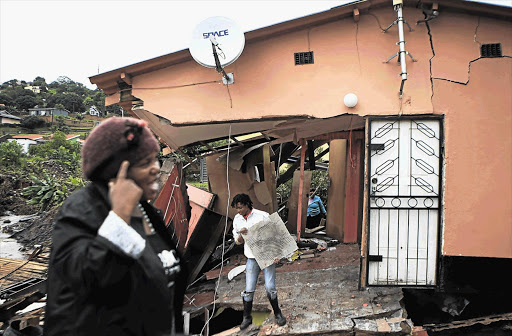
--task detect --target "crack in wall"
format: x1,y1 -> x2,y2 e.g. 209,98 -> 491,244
432,56 -> 512,85
428,17 -> 512,96
424,19 -> 436,102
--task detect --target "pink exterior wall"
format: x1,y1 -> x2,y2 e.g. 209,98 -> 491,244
430,14 -> 512,258
95,5 -> 512,258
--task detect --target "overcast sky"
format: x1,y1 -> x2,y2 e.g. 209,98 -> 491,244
0,0 -> 510,89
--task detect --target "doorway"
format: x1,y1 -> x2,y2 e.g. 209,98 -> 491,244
367,118 -> 442,286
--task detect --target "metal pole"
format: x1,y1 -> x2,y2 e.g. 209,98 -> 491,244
397,5 -> 407,81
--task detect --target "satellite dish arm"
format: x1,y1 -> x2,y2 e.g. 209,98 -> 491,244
210,41 -> 230,81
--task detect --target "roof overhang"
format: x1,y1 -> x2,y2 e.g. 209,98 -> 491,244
89,0 -> 512,94
132,109 -> 365,150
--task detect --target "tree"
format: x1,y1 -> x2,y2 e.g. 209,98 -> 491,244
1,79 -> 21,89
83,96 -> 94,109
62,93 -> 84,112
51,116 -> 71,134
15,95 -> 38,110
0,141 -> 25,167
32,76 -> 47,87
21,115 -> 46,129
0,93 -> 14,107
46,92 -> 84,112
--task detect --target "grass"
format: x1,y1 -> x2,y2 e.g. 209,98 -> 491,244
187,181 -> 209,191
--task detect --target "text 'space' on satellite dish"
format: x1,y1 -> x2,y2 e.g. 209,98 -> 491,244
189,16 -> 245,68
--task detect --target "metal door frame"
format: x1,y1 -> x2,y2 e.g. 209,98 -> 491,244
365,115 -> 444,287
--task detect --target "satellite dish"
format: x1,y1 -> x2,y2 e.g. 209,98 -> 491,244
189,16 -> 245,69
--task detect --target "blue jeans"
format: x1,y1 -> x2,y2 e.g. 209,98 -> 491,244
242,258 -> 277,302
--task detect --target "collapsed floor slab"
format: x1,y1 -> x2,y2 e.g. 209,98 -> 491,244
190,244 -> 411,335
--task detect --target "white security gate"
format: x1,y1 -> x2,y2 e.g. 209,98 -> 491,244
367,118 -> 441,286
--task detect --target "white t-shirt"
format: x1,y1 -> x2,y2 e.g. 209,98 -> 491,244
232,208 -> 270,259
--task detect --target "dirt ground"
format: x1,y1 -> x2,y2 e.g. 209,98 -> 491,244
0,172 -> 58,251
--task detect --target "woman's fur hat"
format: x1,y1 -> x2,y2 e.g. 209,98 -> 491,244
82,117 -> 159,181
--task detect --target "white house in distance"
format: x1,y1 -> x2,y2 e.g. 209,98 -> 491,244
88,105 -> 101,116
9,134 -> 44,152
9,134 -> 81,153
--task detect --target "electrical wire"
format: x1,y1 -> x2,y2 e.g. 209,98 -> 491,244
226,83 -> 233,108
120,80 -> 220,92
200,124 -> 232,334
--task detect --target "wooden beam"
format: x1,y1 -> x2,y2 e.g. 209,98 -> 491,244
297,139 -> 307,241
307,140 -> 316,170
353,8 -> 360,22
200,141 -> 219,153
231,137 -> 244,146
359,118 -> 370,289
120,72 -> 132,85
343,138 -> 362,243
287,170 -> 311,235
262,144 -> 277,213
177,148 -> 199,170
277,146 -> 329,186
326,140 -> 347,241
305,130 -> 364,142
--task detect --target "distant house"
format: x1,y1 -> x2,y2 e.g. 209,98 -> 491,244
28,107 -> 69,117
88,105 -> 101,116
24,86 -> 45,94
9,133 -> 81,153
0,111 -> 22,124
9,134 -> 44,152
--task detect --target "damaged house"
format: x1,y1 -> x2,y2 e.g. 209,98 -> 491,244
54,0 -> 510,334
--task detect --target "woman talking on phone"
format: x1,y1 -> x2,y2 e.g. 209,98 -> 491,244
44,117 -> 187,336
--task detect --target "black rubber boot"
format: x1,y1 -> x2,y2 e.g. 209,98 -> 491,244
268,294 -> 286,326
240,299 -> 253,330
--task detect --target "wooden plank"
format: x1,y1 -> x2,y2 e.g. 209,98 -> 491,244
305,225 -> 325,234
326,140 -> 347,241
186,201 -> 208,249
212,326 -> 240,336
344,138 -> 362,243
359,118 -> 370,289
297,140 -> 307,241
186,184 -> 215,209
270,161 -> 277,213
185,212 -> 228,284
262,144 -> 275,213
305,130 -> 365,142
153,161 -> 189,253
0,258 -> 48,288
185,184 -> 216,249
287,170 -> 312,235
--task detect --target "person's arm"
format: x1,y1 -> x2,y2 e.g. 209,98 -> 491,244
51,208 -> 144,294
232,218 -> 246,245
50,162 -> 148,293
318,196 -> 327,214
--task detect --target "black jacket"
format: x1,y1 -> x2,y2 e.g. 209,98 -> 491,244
44,182 -> 187,336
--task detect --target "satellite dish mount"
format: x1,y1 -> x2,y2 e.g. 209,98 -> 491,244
209,36 -> 234,84
189,17 -> 245,85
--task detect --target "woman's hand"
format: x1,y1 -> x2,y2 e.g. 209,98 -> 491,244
109,161 -> 142,223
236,227 -> 248,244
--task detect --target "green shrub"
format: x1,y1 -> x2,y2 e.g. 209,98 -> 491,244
0,140 -> 25,167
23,172 -> 85,211
20,115 -> 46,129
